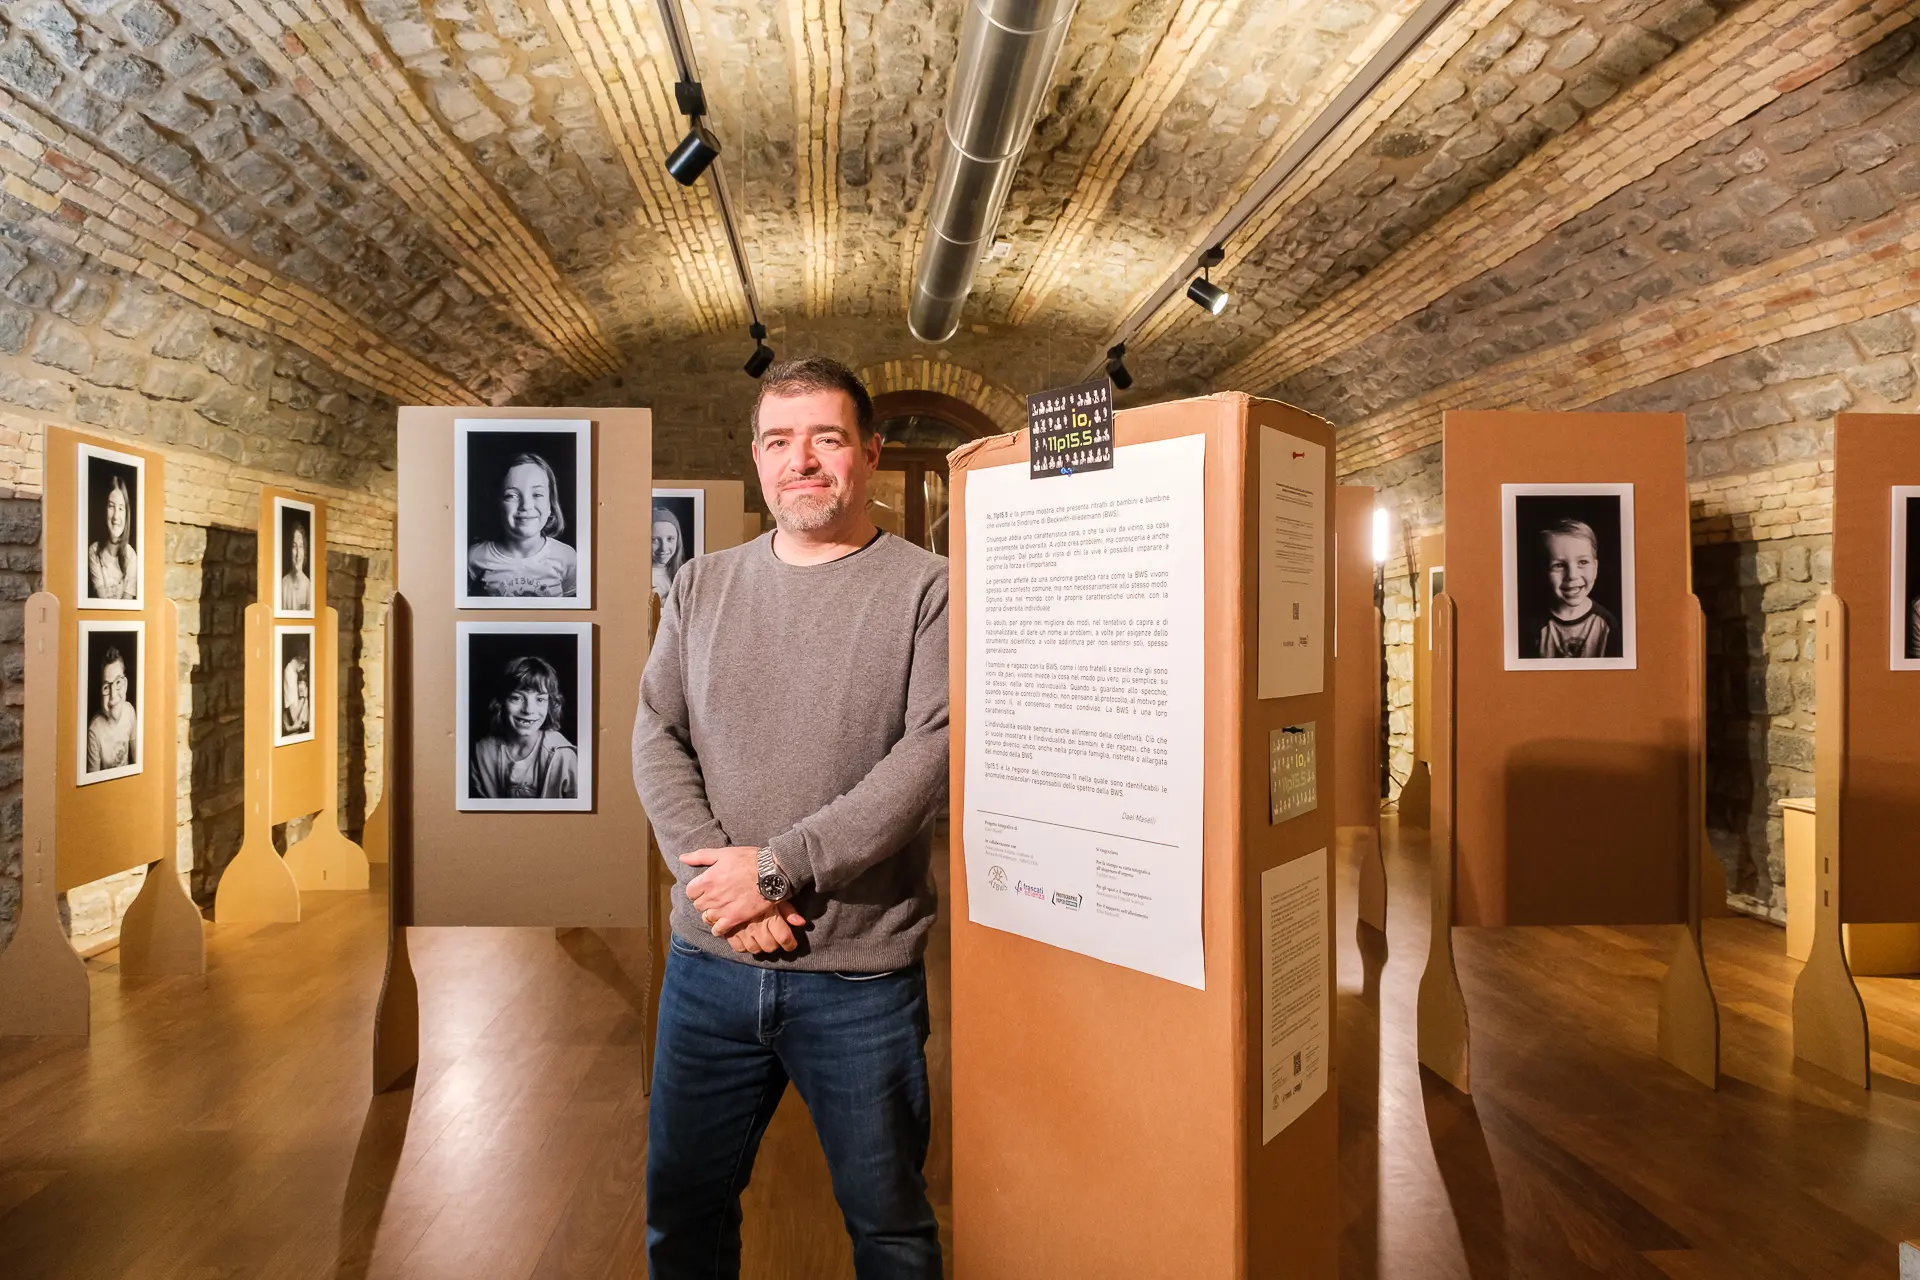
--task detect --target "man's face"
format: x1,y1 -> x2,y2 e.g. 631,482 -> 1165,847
100,659 -> 126,715
1544,531 -> 1598,609
290,526 -> 306,573
752,388 -> 880,533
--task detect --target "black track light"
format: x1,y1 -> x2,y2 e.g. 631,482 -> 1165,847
743,323 -> 773,378
666,123 -> 720,186
1186,245 -> 1229,315
1105,342 -> 1133,392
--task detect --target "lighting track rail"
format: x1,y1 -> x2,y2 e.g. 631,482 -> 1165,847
1077,0 -> 1466,384
652,0 -> 770,372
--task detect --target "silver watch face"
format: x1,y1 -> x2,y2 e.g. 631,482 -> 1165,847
759,870 -> 791,901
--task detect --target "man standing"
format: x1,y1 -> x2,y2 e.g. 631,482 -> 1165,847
633,356 -> 948,1279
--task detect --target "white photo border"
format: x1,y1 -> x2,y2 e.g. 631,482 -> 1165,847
455,621 -> 594,812
1891,485 -> 1920,671
1501,482 -> 1638,672
454,418 -> 593,610
77,618 -> 143,785
76,442 -> 145,611
274,624 -> 317,746
652,486 -> 707,572
273,495 -> 318,619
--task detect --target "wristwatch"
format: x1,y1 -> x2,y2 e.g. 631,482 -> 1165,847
757,847 -> 793,903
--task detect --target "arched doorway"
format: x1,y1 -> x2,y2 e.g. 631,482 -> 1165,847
868,391 -> 1001,556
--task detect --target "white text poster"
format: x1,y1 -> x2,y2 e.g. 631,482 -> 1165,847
1258,426 -> 1327,698
1261,847 -> 1329,1143
963,434 -> 1207,988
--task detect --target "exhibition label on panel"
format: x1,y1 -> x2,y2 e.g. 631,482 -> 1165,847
1257,425 -> 1327,699
963,434 -> 1207,989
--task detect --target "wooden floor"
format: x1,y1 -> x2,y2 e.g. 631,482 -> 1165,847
0,824 -> 1916,1278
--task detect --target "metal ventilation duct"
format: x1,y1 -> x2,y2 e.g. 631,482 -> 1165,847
908,0 -> 1077,344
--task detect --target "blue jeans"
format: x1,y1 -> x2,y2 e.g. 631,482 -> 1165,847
646,936 -> 941,1279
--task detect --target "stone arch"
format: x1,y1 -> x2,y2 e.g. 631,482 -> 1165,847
858,358 -> 1024,435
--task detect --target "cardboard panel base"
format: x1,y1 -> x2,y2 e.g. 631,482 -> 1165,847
0,594 -> 89,1035
118,601 -> 206,978
362,794 -> 390,864
373,594 -> 418,1094
1419,594 -> 1719,1092
283,608 -> 368,892
1792,595 -> 1871,1088
1416,596 -> 1469,1093
1398,761 -> 1431,827
214,605 -> 301,924
1343,826 -> 1387,935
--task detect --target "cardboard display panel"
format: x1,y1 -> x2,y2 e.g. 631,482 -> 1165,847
0,594 -> 91,1035
1334,486 -> 1385,931
397,406 -> 651,927
643,479 -> 746,1092
45,427 -> 169,893
259,487 -> 330,824
950,393 -> 1338,1279
1832,414 -> 1920,924
1333,486 -> 1380,829
1443,411 -> 1693,928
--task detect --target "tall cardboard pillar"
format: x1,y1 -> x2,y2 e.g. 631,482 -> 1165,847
950,393 -> 1339,1279
0,594 -> 90,1035
1335,485 -> 1384,932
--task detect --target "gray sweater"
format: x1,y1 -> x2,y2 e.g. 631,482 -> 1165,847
632,530 -> 949,971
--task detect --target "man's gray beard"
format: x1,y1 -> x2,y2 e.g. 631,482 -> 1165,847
773,487 -> 846,532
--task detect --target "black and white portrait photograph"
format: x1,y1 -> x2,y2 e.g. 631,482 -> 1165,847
1427,565 -> 1445,652
456,622 -> 593,812
78,620 -> 142,785
1892,486 -> 1920,670
78,443 -> 143,610
454,419 -> 591,609
1502,483 -> 1636,671
276,626 -> 315,746
275,497 -> 316,619
651,488 -> 705,599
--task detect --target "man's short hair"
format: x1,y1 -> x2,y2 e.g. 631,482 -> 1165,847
751,356 -> 876,440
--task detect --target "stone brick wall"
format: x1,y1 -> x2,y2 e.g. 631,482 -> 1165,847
1330,26 -> 1920,919
563,315 -> 1061,503
0,194 -> 397,952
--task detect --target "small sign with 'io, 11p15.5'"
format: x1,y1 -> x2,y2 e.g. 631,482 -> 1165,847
1027,377 -> 1114,479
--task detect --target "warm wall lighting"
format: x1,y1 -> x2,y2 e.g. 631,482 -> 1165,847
1372,506 -> 1390,565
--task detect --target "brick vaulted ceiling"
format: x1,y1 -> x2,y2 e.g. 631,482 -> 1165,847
0,0 -> 1912,418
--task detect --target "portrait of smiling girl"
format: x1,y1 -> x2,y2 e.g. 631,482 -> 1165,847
467,452 -> 578,599
455,420 -> 592,609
